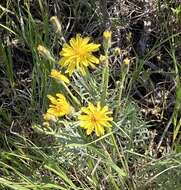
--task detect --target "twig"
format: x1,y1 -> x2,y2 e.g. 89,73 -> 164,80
157,118 -> 172,150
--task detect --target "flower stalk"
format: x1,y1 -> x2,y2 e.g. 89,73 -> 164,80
100,59 -> 109,106
61,82 -> 81,109
101,31 -> 112,106
114,62 -> 129,120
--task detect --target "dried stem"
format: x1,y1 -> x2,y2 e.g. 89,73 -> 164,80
99,0 -> 110,29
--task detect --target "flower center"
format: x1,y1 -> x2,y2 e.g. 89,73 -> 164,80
75,47 -> 86,58
55,105 -> 62,112
90,114 -> 99,123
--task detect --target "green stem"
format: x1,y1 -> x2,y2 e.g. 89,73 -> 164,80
61,82 -> 81,109
111,133 -> 136,189
114,65 -> 129,120
111,134 -> 129,173
101,59 -> 109,106
100,142 -> 125,189
84,68 -> 98,98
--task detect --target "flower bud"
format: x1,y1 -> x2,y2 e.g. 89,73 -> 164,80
103,30 -> 112,53
43,122 -> 50,127
37,45 -> 55,62
113,47 -> 121,56
103,31 -> 112,40
50,16 -> 62,34
123,57 -> 130,65
99,54 -> 108,62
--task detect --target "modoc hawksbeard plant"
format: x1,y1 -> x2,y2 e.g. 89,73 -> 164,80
35,21 -> 141,189
38,28 -> 131,137
39,30 -> 130,137
34,16 -> 151,190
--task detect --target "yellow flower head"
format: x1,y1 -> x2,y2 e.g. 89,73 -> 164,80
78,102 -> 113,137
47,93 -> 71,117
103,31 -> 112,41
50,69 -> 70,84
59,34 -> 101,76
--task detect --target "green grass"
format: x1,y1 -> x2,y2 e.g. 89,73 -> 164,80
1,0 -> 181,189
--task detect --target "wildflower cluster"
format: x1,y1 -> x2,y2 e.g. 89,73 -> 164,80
38,19 -> 131,137
39,33 -> 112,136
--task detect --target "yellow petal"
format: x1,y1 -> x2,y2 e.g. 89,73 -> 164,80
86,125 -> 94,135
47,95 -> 57,104
95,124 -> 104,137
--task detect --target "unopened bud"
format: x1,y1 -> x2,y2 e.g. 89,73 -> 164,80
50,16 -> 62,34
114,47 -> 121,56
123,57 -> 130,65
103,30 -> 112,52
99,54 -> 108,62
43,122 -> 50,127
37,45 -> 55,62
103,31 -> 112,41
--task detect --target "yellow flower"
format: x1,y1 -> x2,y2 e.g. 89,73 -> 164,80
50,69 -> 70,84
123,58 -> 130,65
78,102 -> 113,137
59,34 -> 100,76
103,31 -> 112,40
47,93 -> 71,117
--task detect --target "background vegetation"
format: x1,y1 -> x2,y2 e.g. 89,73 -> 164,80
0,0 -> 181,189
